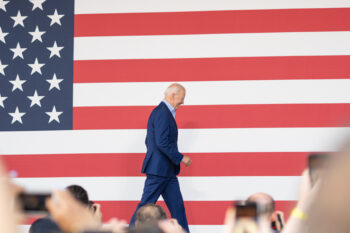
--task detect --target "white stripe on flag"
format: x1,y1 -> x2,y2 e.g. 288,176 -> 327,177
189,225 -> 225,233
74,32 -> 350,60
0,128 -> 348,155
74,0 -> 350,14
73,80 -> 350,107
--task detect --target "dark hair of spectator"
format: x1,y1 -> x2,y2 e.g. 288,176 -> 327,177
66,185 -> 89,205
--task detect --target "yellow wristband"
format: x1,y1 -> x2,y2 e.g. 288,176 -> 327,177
291,207 -> 308,220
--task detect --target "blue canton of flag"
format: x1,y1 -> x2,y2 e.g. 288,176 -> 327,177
0,0 -> 73,131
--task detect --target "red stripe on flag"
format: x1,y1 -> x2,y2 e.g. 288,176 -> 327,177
75,8 -> 350,37
27,201 -> 296,225
73,56 -> 350,83
73,104 -> 350,130
1,152 -> 308,177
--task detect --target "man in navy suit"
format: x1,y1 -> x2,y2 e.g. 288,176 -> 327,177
130,83 -> 192,232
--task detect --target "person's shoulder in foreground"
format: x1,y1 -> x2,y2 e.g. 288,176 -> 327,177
29,217 -> 61,233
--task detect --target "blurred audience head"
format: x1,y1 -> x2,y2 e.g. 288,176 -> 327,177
247,193 -> 284,232
46,190 -> 102,233
135,204 -> 168,227
30,185 -> 91,233
247,193 -> 275,217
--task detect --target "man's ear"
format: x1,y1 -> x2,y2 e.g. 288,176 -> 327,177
170,93 -> 176,101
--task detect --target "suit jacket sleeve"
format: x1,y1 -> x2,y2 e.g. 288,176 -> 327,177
154,109 -> 184,165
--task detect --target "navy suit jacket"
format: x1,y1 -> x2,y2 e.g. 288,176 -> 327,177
141,102 -> 184,177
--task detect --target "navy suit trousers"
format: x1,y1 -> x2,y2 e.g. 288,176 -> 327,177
130,174 -> 189,232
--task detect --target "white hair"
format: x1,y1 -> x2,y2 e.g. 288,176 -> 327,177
164,83 -> 185,97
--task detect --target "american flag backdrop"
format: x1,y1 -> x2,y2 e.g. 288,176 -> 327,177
1,0 -> 350,232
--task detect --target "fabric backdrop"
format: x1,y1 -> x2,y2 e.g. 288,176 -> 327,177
1,0 -> 350,232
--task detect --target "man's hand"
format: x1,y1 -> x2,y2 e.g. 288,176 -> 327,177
103,218 -> 128,233
159,219 -> 187,233
0,159 -> 26,233
181,156 -> 192,167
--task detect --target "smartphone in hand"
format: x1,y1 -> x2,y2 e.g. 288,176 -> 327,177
17,192 -> 51,214
234,201 -> 259,233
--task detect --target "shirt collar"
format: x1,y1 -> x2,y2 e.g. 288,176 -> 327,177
162,99 -> 176,118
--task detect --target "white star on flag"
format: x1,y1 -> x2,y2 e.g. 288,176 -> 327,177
0,60 -> 8,76
47,73 -> 63,90
28,0 -> 46,11
0,0 -> 9,12
48,9 -> 64,26
9,107 -> 26,124
46,106 -> 63,123
27,90 -> 45,107
9,75 -> 26,92
11,11 -> 28,28
28,58 -> 45,75
47,41 -> 64,58
29,26 -> 46,43
0,27 -> 8,43
10,42 -> 27,59
0,94 -> 7,108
